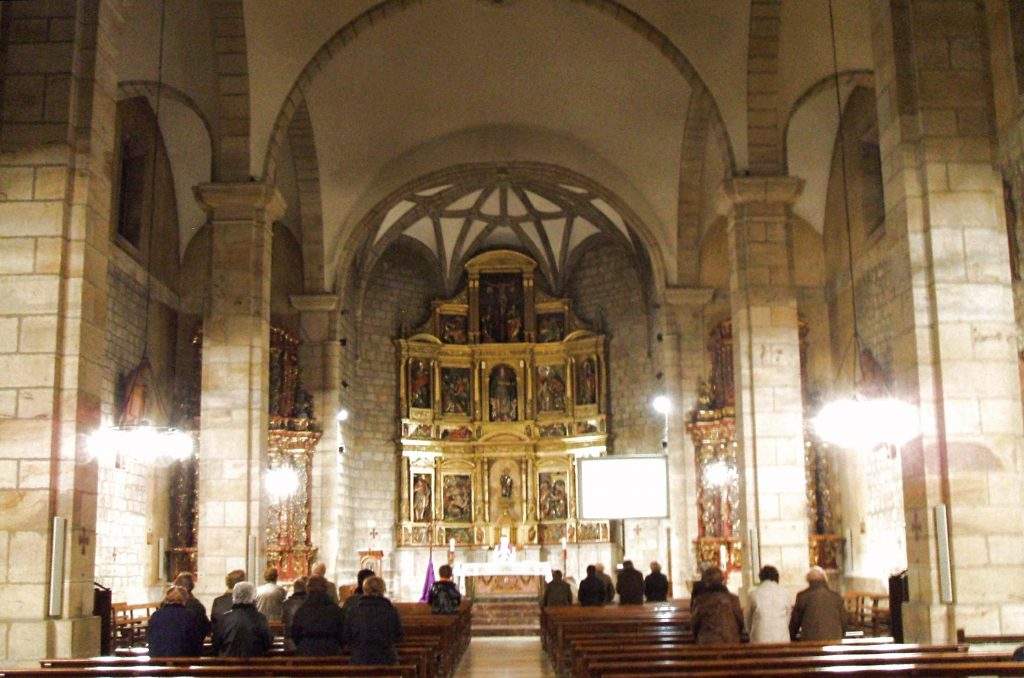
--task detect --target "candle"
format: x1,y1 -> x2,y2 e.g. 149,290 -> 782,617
560,536 -> 567,550
449,538 -> 455,551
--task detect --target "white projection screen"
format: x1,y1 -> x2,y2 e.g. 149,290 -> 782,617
577,455 -> 669,520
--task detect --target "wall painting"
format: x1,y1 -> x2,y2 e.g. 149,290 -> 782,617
537,313 -> 565,343
409,358 -> 432,409
575,356 -> 598,405
479,273 -> 524,343
535,364 -> 567,413
439,314 -> 468,344
538,471 -> 568,521
411,472 -> 433,523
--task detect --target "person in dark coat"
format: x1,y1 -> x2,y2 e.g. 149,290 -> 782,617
341,568 -> 376,619
290,575 -> 346,656
211,569 -> 246,634
282,576 -> 308,649
173,572 -> 211,643
644,561 -> 669,602
542,570 -> 573,607
789,566 -> 845,641
691,567 -> 744,644
428,564 -> 463,614
578,565 -> 605,607
594,563 -> 615,603
147,586 -> 206,657
616,560 -> 645,605
343,575 -> 404,665
211,581 -> 273,658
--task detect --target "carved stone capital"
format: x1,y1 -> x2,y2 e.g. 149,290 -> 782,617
290,294 -> 339,313
194,182 -> 286,224
717,175 -> 804,213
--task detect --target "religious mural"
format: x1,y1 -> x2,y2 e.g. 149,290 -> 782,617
439,314 -> 468,344
537,313 -> 565,343
442,474 -> 472,522
412,473 -> 433,522
489,364 -> 518,422
395,250 -> 610,548
535,364 -> 567,412
409,359 -> 432,410
575,357 -> 598,405
538,471 -> 568,521
479,273 -> 524,343
441,367 -> 471,416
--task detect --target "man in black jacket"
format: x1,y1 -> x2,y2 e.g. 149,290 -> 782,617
341,568 -> 376,619
428,564 -> 462,614
211,581 -> 272,657
644,561 -> 669,602
578,565 -> 605,606
616,560 -> 644,605
281,576 -> 308,648
542,569 -> 573,607
211,569 -> 246,634
290,576 -> 345,656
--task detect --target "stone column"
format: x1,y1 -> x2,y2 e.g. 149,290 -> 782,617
193,183 -> 284,604
662,287 -> 713,596
871,0 -> 1024,641
0,0 -> 123,661
721,175 -> 810,591
290,293 -> 342,579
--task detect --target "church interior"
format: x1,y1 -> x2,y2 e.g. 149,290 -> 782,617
3,0 -> 1024,673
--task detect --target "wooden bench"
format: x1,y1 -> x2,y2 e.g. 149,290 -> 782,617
2,666 -> 418,677
584,651 -> 1016,677
571,642 -> 966,678
957,629 -> 1024,645
602,663 -> 1024,677
111,602 -> 160,649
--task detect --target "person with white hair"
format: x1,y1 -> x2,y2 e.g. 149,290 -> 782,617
211,581 -> 273,657
310,561 -> 340,604
789,566 -> 845,641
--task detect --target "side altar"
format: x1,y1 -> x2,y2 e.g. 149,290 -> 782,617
395,250 -> 612,555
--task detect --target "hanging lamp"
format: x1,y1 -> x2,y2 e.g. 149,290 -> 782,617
810,0 -> 918,452
88,0 -> 194,466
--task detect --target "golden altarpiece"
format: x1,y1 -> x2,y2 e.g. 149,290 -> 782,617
395,251 -> 611,550
687,319 -> 843,575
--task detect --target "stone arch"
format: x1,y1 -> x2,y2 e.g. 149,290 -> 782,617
284,98 -> 327,293
117,80 -> 215,174
258,0 -> 736,185
782,69 -> 875,173
676,89 -> 719,286
746,0 -> 784,176
208,0 -> 251,182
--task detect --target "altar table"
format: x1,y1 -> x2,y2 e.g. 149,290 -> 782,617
454,561 -> 553,598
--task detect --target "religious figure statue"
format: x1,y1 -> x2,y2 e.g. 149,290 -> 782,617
500,472 -> 514,499
489,365 -> 518,421
412,474 -> 432,522
409,359 -> 432,409
575,357 -> 597,405
493,534 -> 517,562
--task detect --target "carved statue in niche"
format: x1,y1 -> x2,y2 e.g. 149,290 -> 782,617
500,472 -> 514,499
489,364 -> 518,421
575,357 -> 597,405
443,475 -> 472,522
439,315 -> 467,344
479,273 -> 524,343
538,471 -> 568,521
441,368 -> 471,416
535,365 -> 566,412
537,313 -> 565,343
412,473 -> 433,522
409,359 -> 432,409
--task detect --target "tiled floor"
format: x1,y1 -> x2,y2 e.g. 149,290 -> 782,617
453,637 -> 557,677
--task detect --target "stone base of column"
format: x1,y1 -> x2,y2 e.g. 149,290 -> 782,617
2,616 -> 99,664
901,601 -> 952,643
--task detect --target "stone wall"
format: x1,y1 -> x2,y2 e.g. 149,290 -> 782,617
568,242 -> 665,571
336,246 -> 439,594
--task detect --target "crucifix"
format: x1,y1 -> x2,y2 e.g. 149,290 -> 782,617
369,527 -> 380,547
633,524 -> 643,540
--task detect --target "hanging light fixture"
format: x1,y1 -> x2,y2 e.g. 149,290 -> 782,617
88,0 -> 194,466
811,0 -> 918,452
265,466 -> 301,503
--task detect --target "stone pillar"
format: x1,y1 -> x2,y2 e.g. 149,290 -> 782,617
662,287 -> 713,596
0,0 -> 123,662
193,183 -> 284,604
290,293 -> 342,580
871,0 -> 1024,640
721,175 -> 810,591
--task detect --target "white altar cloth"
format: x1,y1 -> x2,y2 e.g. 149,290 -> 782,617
453,560 -> 553,587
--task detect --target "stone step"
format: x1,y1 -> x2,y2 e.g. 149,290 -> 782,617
470,599 -> 541,636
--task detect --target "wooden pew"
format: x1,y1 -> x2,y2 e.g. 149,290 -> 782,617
957,628 -> 1024,645
1,666 -> 417,677
602,662 -> 1024,677
584,651 -> 1015,678
571,642 -> 966,678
